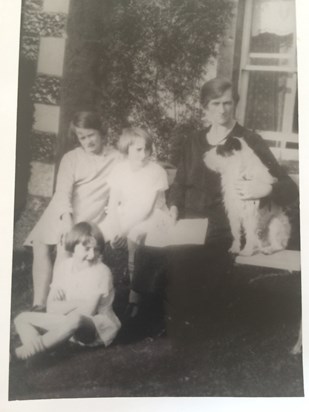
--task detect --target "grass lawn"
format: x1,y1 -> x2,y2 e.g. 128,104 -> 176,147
9,248 -> 303,399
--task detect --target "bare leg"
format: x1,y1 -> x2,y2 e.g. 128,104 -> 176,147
14,311 -> 67,346
32,240 -> 53,307
14,312 -> 85,359
54,242 -> 70,273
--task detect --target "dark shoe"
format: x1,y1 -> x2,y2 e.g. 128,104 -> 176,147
31,305 -> 46,313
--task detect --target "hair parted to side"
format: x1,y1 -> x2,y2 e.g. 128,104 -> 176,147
117,127 -> 153,155
65,221 -> 105,254
68,111 -> 106,147
200,77 -> 239,108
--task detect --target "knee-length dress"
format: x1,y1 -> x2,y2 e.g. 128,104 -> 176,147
25,146 -> 120,246
48,257 -> 121,347
100,159 -> 169,242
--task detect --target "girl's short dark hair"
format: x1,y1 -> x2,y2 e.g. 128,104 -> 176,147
117,127 -> 153,155
68,111 -> 106,147
200,77 -> 239,108
65,221 -> 105,254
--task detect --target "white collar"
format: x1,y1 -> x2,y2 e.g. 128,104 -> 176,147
206,121 -> 236,146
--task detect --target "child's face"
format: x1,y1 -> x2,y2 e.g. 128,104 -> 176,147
127,137 -> 150,170
75,127 -> 103,154
73,238 -> 100,265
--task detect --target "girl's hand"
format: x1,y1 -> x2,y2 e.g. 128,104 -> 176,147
52,288 -> 66,301
111,234 -> 127,249
169,205 -> 178,225
59,213 -> 73,245
235,179 -> 272,200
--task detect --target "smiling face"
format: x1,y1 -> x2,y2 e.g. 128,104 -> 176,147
73,237 -> 100,266
127,137 -> 150,170
204,88 -> 235,129
75,127 -> 103,154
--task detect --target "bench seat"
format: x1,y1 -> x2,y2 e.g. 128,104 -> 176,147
235,250 -> 300,272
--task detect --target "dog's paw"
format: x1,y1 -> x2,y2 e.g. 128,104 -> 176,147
239,246 -> 255,256
229,241 -> 241,254
260,246 -> 279,255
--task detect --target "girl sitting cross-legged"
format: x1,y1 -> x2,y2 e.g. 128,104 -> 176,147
14,222 -> 121,360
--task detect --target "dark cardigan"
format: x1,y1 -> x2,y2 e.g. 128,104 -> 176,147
168,122 -> 299,248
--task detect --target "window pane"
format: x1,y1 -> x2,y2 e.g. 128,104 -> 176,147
244,71 -> 295,132
249,0 -> 295,66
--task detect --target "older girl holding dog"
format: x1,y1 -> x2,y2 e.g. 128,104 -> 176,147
25,111 -> 120,311
167,77 -> 299,346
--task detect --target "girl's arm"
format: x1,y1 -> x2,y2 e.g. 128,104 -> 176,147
49,152 -> 76,240
53,152 -> 75,217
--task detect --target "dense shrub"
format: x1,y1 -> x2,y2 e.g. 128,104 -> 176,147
95,0 -> 232,160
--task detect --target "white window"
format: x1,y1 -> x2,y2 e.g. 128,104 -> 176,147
237,0 -> 298,163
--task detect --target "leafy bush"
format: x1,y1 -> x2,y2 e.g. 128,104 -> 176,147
95,0 -> 232,160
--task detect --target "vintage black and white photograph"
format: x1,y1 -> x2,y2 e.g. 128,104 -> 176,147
2,0 -> 307,405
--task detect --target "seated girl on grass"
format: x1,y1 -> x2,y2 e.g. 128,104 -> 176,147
14,222 -> 121,360
100,127 -> 169,318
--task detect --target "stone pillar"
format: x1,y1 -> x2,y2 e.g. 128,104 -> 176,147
27,0 -> 71,198
14,0 -> 71,246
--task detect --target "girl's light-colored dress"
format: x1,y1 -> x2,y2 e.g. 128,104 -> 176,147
100,160 -> 169,242
48,257 -> 121,347
25,146 -> 120,246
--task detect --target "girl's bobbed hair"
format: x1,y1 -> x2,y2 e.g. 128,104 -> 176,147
200,77 -> 239,108
117,127 -> 153,155
68,111 -> 106,147
65,221 -> 105,254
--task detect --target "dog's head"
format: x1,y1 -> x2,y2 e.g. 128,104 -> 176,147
204,137 -> 243,172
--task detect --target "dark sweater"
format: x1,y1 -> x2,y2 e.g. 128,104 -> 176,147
169,122 -> 299,247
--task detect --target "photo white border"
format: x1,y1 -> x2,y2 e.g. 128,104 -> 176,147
0,0 -> 308,410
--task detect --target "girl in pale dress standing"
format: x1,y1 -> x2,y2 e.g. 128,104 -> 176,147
25,112 -> 120,310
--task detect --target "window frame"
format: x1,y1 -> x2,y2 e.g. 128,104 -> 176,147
236,0 -> 298,162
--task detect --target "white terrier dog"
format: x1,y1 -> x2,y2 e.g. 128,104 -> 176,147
204,137 -> 291,256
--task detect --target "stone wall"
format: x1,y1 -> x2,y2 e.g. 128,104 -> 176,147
14,0 -> 71,247
18,0 -> 70,204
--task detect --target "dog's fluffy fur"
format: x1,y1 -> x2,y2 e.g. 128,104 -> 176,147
204,137 -> 291,256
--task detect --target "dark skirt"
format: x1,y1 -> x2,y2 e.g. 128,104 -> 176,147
132,246 -> 168,295
164,240 -> 233,345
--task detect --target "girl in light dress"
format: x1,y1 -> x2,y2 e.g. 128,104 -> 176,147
25,112 -> 120,311
14,222 -> 121,360
100,127 -> 169,317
